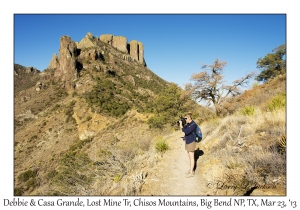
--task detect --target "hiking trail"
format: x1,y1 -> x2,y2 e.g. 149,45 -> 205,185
141,131 -> 209,195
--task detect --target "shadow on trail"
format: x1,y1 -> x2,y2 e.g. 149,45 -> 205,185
194,148 -> 204,172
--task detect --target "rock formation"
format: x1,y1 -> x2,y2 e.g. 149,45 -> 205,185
54,36 -> 79,92
100,34 -> 127,53
112,36 -> 128,53
76,32 -> 96,49
25,66 -> 39,74
130,40 -> 144,64
47,54 -> 59,69
100,34 -> 144,65
49,32 -> 146,92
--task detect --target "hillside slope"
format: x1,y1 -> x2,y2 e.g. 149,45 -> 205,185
13,33 -> 206,196
141,75 -> 286,196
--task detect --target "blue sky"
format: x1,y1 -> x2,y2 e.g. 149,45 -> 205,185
14,14 -> 286,88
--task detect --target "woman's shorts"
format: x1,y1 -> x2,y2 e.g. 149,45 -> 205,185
185,141 -> 196,152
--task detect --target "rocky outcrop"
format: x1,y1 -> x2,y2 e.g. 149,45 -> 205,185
54,36 -> 79,92
100,34 -> 144,64
100,34 -> 113,45
100,34 -> 127,53
25,66 -> 39,74
112,36 -> 128,53
35,81 -> 43,91
77,48 -> 99,61
76,32 -> 96,49
130,40 -> 144,65
48,32 -> 146,92
47,54 -> 59,69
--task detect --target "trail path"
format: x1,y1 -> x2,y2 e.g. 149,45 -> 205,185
141,131 -> 209,196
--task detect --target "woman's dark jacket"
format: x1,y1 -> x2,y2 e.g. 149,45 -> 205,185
182,120 -> 196,144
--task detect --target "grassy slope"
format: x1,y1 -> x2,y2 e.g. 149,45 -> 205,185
196,75 -> 286,195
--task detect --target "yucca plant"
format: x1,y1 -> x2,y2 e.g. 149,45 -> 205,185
266,93 -> 286,112
278,135 -> 286,154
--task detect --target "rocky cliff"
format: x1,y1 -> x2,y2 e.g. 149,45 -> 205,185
53,36 -> 79,92
47,32 -> 146,92
99,33 -> 144,64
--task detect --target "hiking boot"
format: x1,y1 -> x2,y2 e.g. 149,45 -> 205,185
185,170 -> 195,175
186,172 -> 194,178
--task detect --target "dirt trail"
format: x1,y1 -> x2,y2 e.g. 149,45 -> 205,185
141,131 -> 209,196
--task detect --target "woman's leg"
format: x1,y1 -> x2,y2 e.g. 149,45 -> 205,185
188,151 -> 195,174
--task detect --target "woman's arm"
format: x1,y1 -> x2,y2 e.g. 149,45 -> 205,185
182,121 -> 196,135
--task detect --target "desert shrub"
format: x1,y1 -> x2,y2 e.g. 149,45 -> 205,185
269,134 -> 286,155
49,151 -> 94,195
147,115 -> 164,129
14,187 -> 24,196
18,169 -> 38,182
85,115 -> 92,121
113,174 -> 121,183
278,135 -> 286,154
69,138 -> 92,152
85,78 -> 132,117
59,151 -> 91,169
240,105 -> 255,116
46,170 -> 58,180
155,136 -> 169,153
124,171 -> 148,195
266,92 -> 286,111
224,160 -> 241,169
51,104 -> 61,111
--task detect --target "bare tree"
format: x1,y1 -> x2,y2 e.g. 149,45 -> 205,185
185,58 -> 255,116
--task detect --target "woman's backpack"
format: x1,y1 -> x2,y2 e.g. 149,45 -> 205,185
194,124 -> 202,143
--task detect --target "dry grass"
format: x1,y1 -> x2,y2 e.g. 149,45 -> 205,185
198,105 -> 286,195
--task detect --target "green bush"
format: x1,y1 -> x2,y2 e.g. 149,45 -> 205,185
147,116 -> 165,129
266,92 -> 286,111
155,137 -> 169,153
18,169 -> 37,182
85,79 -> 131,117
113,174 -> 121,183
240,105 -> 255,116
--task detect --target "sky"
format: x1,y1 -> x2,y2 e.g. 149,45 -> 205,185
14,14 -> 286,88
2,0 -> 300,207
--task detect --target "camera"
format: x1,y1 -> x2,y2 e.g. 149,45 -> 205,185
177,117 -> 186,126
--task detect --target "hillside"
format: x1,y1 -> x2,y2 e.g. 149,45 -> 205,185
141,75 -> 286,196
14,33 -> 207,196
